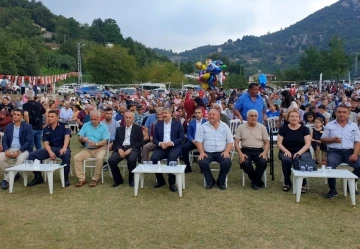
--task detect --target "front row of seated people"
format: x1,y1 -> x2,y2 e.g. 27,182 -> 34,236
0,105 -> 359,199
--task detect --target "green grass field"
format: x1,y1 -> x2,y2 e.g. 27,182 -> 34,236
0,135 -> 359,249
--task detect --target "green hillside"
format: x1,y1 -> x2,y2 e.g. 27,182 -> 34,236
155,0 -> 360,75
0,0 -> 177,84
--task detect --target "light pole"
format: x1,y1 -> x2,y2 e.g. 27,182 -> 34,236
77,43 -> 85,84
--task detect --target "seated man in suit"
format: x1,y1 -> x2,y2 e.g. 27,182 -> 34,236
196,108 -> 234,190
151,107 -> 185,192
0,109 -> 33,189
234,109 -> 269,190
181,107 -> 207,173
108,111 -> 143,187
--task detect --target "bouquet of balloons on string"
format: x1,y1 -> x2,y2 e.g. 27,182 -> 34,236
195,60 -> 228,90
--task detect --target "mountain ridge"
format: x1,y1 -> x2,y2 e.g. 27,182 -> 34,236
154,0 -> 360,74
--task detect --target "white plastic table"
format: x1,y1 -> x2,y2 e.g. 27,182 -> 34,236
5,164 -> 65,194
132,164 -> 186,197
291,168 -> 358,206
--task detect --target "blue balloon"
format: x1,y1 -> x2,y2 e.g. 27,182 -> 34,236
259,74 -> 267,85
208,75 -> 215,88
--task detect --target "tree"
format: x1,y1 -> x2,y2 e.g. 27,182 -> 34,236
138,62 -> 184,83
324,36 -> 351,80
223,74 -> 248,89
299,46 -> 323,80
85,45 -> 137,84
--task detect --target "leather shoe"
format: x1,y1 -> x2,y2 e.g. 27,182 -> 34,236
1,180 -> 9,189
112,182 -> 123,187
75,180 -> 86,187
65,181 -> 70,187
14,173 -> 21,181
169,184 -> 178,192
251,183 -> 260,190
129,181 -> 134,187
185,167 -> 192,173
205,183 -> 213,189
27,177 -> 44,187
154,182 -> 166,188
217,182 -> 226,190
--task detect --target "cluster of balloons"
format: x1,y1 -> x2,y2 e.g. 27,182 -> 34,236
195,60 -> 227,90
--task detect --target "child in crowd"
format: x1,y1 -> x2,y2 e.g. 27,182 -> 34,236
311,117 -> 327,165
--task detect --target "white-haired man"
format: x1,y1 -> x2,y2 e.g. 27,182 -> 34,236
60,101 -> 73,123
234,110 -> 269,190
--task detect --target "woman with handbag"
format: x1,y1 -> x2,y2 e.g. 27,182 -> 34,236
277,109 -> 312,193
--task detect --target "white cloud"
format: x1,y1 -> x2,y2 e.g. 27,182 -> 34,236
40,0 -> 339,52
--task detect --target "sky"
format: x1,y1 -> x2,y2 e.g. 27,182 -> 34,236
40,0 -> 339,53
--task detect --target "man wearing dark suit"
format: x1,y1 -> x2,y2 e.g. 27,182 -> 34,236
108,111 -> 144,187
151,107 -> 185,192
181,107 -> 207,173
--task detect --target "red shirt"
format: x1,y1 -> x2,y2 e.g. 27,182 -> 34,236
184,99 -> 195,120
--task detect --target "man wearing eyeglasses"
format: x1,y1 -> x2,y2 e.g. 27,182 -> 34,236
0,109 -> 33,189
74,110 -> 110,187
108,111 -> 143,187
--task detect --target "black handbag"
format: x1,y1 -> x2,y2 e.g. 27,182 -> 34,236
293,155 -> 317,171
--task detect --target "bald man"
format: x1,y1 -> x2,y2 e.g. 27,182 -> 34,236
108,111 -> 143,187
74,110 -> 110,187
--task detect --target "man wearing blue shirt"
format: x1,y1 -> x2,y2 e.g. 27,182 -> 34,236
0,109 -> 33,189
74,110 -> 110,187
233,83 -> 265,123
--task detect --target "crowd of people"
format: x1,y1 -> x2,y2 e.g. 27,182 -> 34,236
0,82 -> 359,199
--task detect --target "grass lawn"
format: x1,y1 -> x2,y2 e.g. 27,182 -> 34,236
0,135 -> 359,249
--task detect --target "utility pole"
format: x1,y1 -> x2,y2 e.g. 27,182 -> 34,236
355,52 -> 359,76
77,43 -> 82,85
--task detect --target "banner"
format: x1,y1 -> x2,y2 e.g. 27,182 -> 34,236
0,72 -> 78,85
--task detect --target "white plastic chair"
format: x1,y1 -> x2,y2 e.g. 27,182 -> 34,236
242,169 -> 267,187
229,119 -> 242,138
189,149 -> 199,167
83,139 -> 111,184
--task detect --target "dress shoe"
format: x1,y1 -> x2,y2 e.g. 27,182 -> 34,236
258,181 -> 265,188
129,181 -> 134,187
185,167 -> 192,173
1,180 -> 9,190
153,182 -> 166,188
169,184 -> 178,192
205,183 -> 213,190
27,177 -> 44,187
251,183 -> 259,190
65,181 -> 70,187
216,181 -> 227,190
75,180 -> 86,187
112,182 -> 123,187
14,173 -> 21,181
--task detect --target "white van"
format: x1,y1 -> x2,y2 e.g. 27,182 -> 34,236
57,85 -> 75,95
139,83 -> 167,91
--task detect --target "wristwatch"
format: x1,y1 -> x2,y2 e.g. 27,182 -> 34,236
96,142 -> 99,146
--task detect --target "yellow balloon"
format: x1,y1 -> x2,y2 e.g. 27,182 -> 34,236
202,83 -> 209,90
195,62 -> 202,70
202,73 -> 210,81
201,64 -> 206,70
